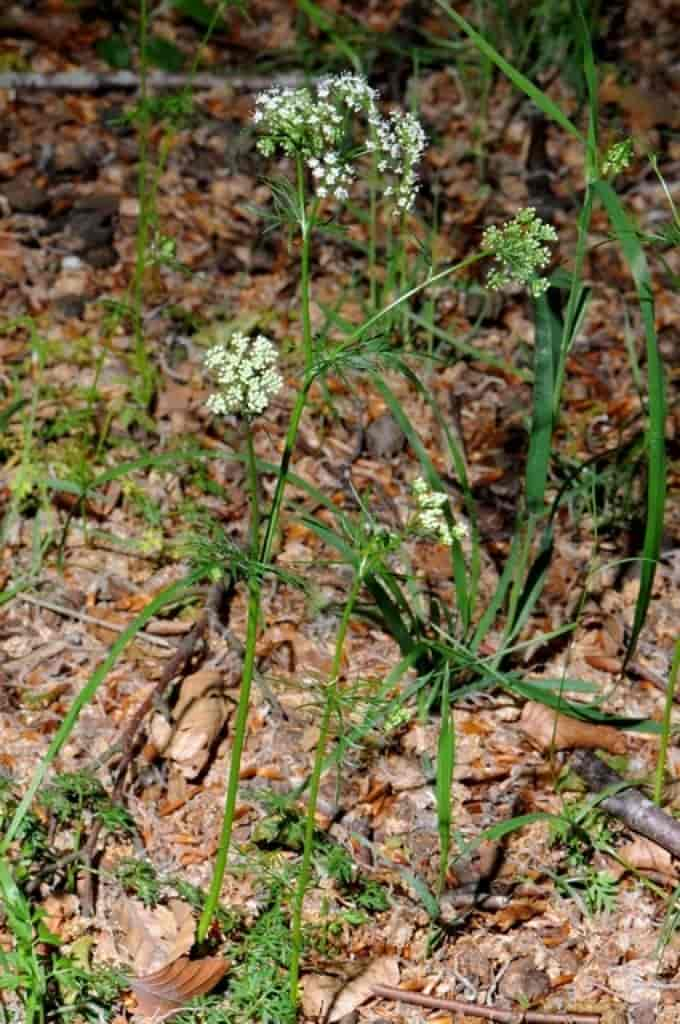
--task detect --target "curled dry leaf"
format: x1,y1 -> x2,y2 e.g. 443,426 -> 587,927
328,955 -> 400,1022
150,670 -> 229,779
520,701 -> 626,755
131,956 -> 229,1021
617,837 -> 677,878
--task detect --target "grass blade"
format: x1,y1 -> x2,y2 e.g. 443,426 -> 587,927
433,0 -> 583,143
594,180 -> 667,665
526,293 -> 556,517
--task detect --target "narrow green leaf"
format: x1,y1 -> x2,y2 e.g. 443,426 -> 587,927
594,180 -> 667,665
526,293 -> 555,516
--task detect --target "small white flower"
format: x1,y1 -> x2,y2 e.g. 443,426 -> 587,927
204,330 -> 283,418
411,477 -> 465,546
252,71 -> 425,212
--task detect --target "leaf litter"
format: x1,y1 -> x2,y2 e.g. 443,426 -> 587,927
0,0 -> 679,1022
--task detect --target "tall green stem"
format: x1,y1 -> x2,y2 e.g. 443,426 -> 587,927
398,212 -> 409,345
289,570 -> 365,1006
198,424 -> 261,941
297,155 -> 315,370
199,170 -> 317,939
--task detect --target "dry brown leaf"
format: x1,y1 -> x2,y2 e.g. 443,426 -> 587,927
131,956 -> 228,1021
150,670 -> 228,779
115,898 -> 195,975
492,899 -> 546,931
0,236 -> 25,282
584,653 -> 622,674
259,622 -> 333,678
599,75 -> 678,132
328,956 -> 399,1022
301,973 -> 343,1020
520,701 -> 626,755
618,837 -> 677,878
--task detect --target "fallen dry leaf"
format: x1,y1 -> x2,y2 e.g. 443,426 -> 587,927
328,955 -> 399,1022
131,956 -> 228,1021
150,670 -> 229,779
617,837 -> 677,878
520,701 -> 626,755
115,898 -> 195,975
599,74 -> 678,133
301,973 -> 343,1020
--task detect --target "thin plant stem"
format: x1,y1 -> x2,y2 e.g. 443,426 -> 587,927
245,425 -> 260,550
398,211 -> 410,345
199,171 -> 317,938
198,423 -> 261,941
369,149 -> 378,309
654,638 -> 680,806
435,664 -> 455,898
297,155 -> 315,368
346,250 -> 487,346
289,569 -> 365,1006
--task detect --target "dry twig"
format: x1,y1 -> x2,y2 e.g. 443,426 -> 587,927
18,593 -> 174,650
571,749 -> 680,859
372,984 -> 601,1023
0,70 -> 304,94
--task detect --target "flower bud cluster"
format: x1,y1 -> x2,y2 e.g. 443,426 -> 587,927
205,330 -> 283,418
412,477 -> 468,545
601,139 -> 633,177
254,72 -> 425,213
482,207 -> 558,297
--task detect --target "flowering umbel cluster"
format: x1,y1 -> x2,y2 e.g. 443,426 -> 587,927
253,72 -> 426,213
412,477 -> 468,546
601,139 -> 633,177
482,207 -> 558,297
204,330 -> 283,418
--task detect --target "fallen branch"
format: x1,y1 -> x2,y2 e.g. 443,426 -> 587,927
0,70 -> 303,94
570,749 -> 680,859
372,984 -> 601,1023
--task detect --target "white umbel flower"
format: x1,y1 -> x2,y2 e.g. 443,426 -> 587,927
412,477 -> 467,545
253,72 -> 426,213
205,330 -> 283,418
